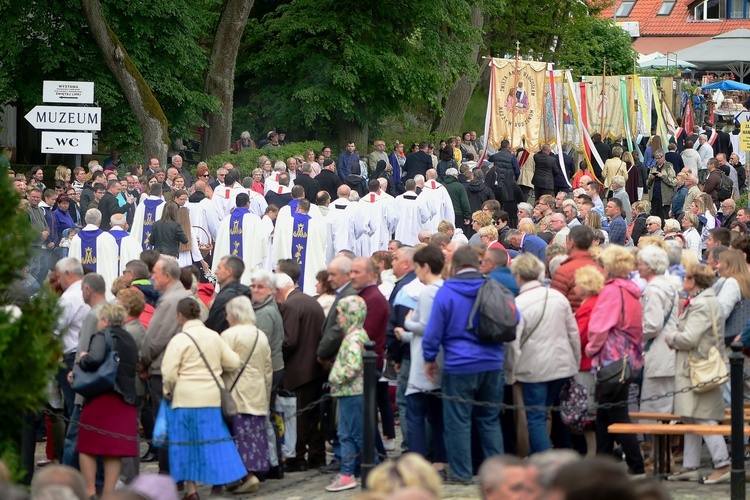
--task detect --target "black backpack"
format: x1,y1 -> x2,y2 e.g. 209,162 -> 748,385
467,278 -> 519,344
717,171 -> 733,201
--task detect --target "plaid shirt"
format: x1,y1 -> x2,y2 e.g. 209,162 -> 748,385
608,216 -> 627,245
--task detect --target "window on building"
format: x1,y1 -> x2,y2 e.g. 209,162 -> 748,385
658,0 -> 676,14
728,0 -> 750,18
616,0 -> 636,17
694,0 -> 722,19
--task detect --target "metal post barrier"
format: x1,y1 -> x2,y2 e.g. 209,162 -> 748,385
730,341 -> 745,500
361,341 -> 377,489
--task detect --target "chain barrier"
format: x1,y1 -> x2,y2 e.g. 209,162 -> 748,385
59,374 -> 735,446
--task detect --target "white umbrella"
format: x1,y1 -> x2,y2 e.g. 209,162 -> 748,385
638,56 -> 696,70
675,28 -> 750,79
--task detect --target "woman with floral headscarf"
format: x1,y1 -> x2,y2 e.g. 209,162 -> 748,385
325,295 -> 370,493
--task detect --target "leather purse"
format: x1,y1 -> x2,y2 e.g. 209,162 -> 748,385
689,302 -> 728,394
72,329 -> 120,399
594,289 -> 634,403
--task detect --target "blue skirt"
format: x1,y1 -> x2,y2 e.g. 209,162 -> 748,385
168,407 -> 247,485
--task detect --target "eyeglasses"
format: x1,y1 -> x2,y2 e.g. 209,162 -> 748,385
685,275 -> 694,279
199,174 -> 209,178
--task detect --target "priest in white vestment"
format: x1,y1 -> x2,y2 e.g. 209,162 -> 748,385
272,199 -> 328,295
359,180 -> 390,254
187,181 -> 221,242
390,179 -> 431,246
213,192 -> 268,286
213,170 -> 266,221
108,213 -> 144,274
274,185 -> 323,233
419,169 -> 455,233
326,186 -> 371,262
68,208 -> 119,299
131,183 -> 165,251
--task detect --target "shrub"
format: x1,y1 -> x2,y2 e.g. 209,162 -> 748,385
205,141 -> 325,177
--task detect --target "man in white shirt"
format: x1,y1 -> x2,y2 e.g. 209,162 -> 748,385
54,257 -> 90,418
697,134 -> 714,170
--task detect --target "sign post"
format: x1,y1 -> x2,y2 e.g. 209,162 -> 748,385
740,122 -> 750,152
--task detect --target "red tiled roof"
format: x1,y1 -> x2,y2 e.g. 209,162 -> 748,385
601,0 -> 750,36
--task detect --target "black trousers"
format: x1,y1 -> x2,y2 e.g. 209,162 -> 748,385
287,379 -> 326,467
595,387 -> 644,474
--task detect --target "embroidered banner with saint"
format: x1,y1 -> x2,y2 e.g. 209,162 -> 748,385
78,229 -> 102,273
582,75 -> 635,141
291,212 -> 311,292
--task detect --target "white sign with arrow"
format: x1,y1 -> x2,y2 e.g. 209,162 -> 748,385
41,132 -> 93,155
42,81 -> 95,104
25,106 -> 101,131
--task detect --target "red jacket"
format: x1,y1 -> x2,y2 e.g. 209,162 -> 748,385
575,295 -> 597,371
550,249 -> 604,312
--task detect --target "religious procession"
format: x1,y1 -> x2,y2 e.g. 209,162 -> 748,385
6,18 -> 750,500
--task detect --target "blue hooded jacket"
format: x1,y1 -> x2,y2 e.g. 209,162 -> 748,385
422,270 -> 504,374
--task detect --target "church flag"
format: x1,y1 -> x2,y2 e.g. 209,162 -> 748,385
141,199 -> 164,250
229,207 -> 251,259
78,229 -> 103,273
582,75 -> 633,141
291,212 -> 311,292
488,58 -> 548,153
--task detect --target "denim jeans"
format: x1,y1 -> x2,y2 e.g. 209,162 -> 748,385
406,392 -> 446,462
396,358 -> 410,451
521,378 -> 568,455
442,370 -> 504,481
337,395 -> 364,476
62,405 -> 82,469
55,352 -> 76,419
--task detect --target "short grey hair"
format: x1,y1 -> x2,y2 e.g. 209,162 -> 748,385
273,161 -> 286,173
250,269 -> 276,289
158,256 -> 181,279
85,208 -> 102,226
517,202 -> 534,217
225,295 -> 256,325
110,213 -> 127,228
445,167 -> 458,177
329,255 -> 353,275
562,199 -> 578,212
611,175 -> 625,188
510,253 -> 545,282
413,174 -> 425,184
55,257 -> 83,277
646,216 -> 662,228
665,239 -> 683,266
275,272 -> 294,290
240,131 -> 251,140
663,218 -> 681,232
638,245 -> 669,275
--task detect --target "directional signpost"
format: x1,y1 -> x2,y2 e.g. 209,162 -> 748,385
24,106 -> 101,131
25,81 -> 98,161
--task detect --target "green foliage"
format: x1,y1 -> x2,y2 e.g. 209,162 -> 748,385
0,0 -> 221,155
555,17 -> 637,79
0,175 -> 61,478
207,141 -> 324,176
235,0 -> 481,140
461,88 -> 489,134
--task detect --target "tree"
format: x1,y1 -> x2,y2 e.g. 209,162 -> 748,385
555,17 -> 636,79
0,178 -> 60,479
236,0 -> 480,150
202,0 -> 257,159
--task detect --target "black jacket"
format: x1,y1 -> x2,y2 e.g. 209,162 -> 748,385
147,220 -> 188,257
402,151 -> 432,180
532,152 -> 555,190
98,192 -> 131,231
265,190 -> 292,209
294,173 -> 321,203
466,180 -> 495,213
78,326 -> 139,405
316,169 -> 343,202
205,280 -> 251,333
345,175 -> 367,197
385,271 -> 417,363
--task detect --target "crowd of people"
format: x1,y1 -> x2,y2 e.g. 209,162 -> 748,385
7,122 -> 750,498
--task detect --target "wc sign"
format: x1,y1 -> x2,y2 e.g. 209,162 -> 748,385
24,81 -> 98,155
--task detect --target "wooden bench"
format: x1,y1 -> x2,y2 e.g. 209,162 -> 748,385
630,411 -> 750,423
609,423 -> 750,477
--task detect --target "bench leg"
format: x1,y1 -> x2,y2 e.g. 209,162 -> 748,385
653,435 -> 662,477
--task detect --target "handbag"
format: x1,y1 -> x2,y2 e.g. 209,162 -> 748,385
724,298 -> 750,346
689,302 -> 729,394
595,289 -> 634,403
182,332 -> 238,428
72,329 -> 120,399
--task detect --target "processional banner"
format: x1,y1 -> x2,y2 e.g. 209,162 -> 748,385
582,75 -> 634,141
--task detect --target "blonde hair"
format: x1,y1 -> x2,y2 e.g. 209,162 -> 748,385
478,224 -> 498,241
636,236 -> 667,251
600,245 -> 635,278
110,276 -> 130,297
574,265 -> 605,297
663,218 -> 681,233
472,211 -> 492,227
511,253 -> 545,282
681,249 -> 699,269
518,220 -> 537,235
588,245 -> 603,265
98,303 -> 127,327
437,220 -> 455,233
719,250 -> 750,299
365,453 -> 442,498
55,165 -> 71,182
586,211 -> 602,230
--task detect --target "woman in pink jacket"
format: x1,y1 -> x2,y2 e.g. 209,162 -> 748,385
585,245 -> 645,476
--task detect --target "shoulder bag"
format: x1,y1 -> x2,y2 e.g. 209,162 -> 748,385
689,301 -> 728,394
72,329 -> 120,399
724,298 -> 750,346
594,288 -> 633,403
183,332 -> 241,428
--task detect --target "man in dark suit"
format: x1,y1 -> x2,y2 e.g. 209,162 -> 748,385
99,179 -> 133,231
715,122 -> 733,157
316,159 -> 342,202
315,255 -> 357,473
402,142 -> 432,181
276,270 -> 327,471
591,133 -> 611,182
205,256 -> 250,333
265,173 -> 293,208
294,163 -> 321,203
532,145 -> 556,200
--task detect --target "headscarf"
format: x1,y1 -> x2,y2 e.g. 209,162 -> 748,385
336,295 -> 367,334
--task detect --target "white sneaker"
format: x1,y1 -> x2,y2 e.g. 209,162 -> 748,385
383,439 -> 395,452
